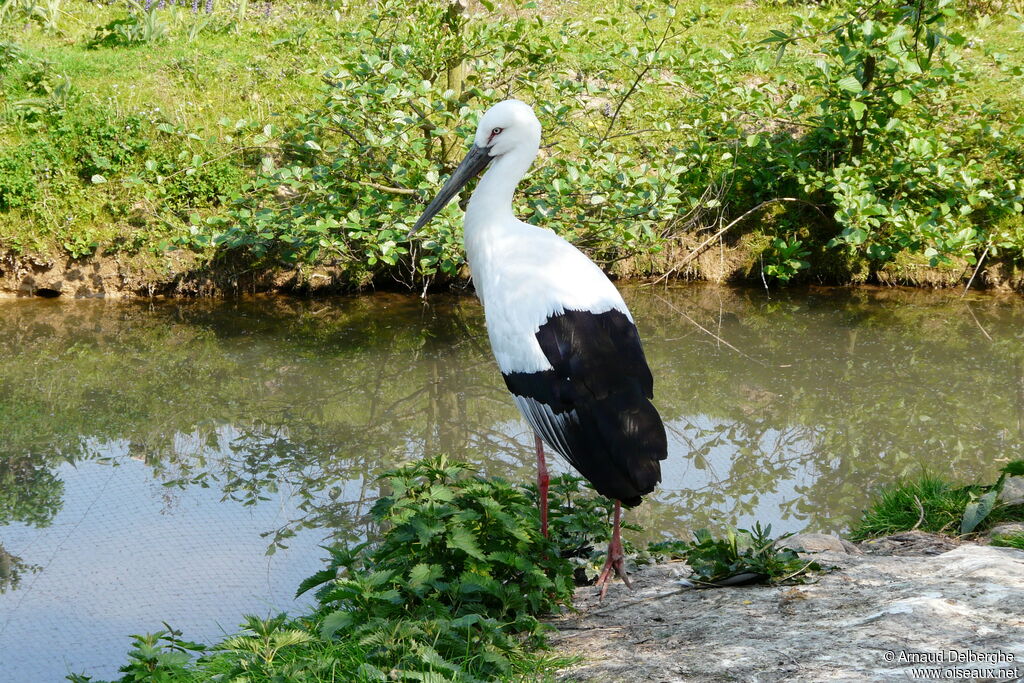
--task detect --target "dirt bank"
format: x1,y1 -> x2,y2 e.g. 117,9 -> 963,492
3,247 -> 1024,298
0,250 -> 373,298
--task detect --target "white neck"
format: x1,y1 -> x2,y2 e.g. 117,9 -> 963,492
465,142 -> 538,229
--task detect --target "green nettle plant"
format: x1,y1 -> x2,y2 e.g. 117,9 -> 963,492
296,455 -> 575,681
536,472 -> 643,582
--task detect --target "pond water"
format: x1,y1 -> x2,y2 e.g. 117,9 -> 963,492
1,284 -> 1022,681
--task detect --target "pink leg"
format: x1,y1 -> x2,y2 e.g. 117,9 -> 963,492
535,433 -> 549,538
594,500 -> 632,600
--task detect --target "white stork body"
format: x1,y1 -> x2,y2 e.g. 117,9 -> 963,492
410,99 -> 667,596
465,217 -> 629,373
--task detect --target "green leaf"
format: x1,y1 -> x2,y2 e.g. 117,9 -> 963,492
746,134 -> 760,148
849,100 -> 867,121
960,490 -> 998,534
447,525 -> 485,560
892,89 -> 912,106
838,75 -> 863,93
295,567 -> 336,597
356,663 -> 388,681
408,563 -> 441,589
450,613 -> 484,629
91,175 -> 107,184
1001,461 -> 1024,477
320,610 -> 354,639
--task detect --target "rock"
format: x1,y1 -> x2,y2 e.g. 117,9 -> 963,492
858,530 -> 960,555
1000,476 -> 1024,506
552,545 -> 1024,682
779,532 -> 861,555
988,523 -> 1024,541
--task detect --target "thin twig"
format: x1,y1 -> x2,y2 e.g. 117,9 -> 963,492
604,128 -> 658,141
911,495 -> 925,531
598,6 -> 680,145
648,198 -> 823,286
359,180 -> 417,195
760,254 -> 770,298
551,625 -> 628,632
407,99 -> 438,132
772,648 -> 802,669
654,294 -> 766,366
586,587 -> 690,617
961,244 -> 990,298
162,145 -> 265,179
963,303 -> 993,343
776,560 -> 817,584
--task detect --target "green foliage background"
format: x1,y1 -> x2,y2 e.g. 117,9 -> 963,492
0,0 -> 1022,289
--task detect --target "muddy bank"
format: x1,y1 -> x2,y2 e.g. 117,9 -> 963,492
553,533 -> 1024,682
3,246 -> 1024,298
0,250 -> 358,299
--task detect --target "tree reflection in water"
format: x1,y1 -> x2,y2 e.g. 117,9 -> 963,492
1,285 -> 1022,572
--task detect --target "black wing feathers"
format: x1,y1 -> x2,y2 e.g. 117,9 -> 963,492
502,309 -> 667,507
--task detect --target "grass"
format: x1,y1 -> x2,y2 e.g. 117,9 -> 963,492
0,0 -> 330,259
850,475 -> 976,539
850,472 -> 1024,541
991,533 -> 1024,550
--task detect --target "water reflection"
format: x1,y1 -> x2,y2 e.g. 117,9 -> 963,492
0,285 -> 1022,677
3,288 -> 1023,543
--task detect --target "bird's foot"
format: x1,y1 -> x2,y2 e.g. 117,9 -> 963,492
594,537 -> 632,601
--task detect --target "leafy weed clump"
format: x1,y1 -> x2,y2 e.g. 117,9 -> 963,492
296,455 -> 576,681
850,461 -> 1024,540
649,523 -> 824,586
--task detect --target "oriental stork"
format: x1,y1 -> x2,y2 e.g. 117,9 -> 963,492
409,99 -> 667,596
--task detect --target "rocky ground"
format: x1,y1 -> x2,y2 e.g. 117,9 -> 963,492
551,532 -> 1024,682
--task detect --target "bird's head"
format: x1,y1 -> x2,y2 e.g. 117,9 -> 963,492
408,99 -> 540,237
472,99 -> 542,157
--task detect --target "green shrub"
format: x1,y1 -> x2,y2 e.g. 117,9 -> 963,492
191,0 -> 690,282
298,455 -> 575,681
0,152 -> 40,210
65,113 -> 149,181
756,0 -> 1024,271
145,153 -> 246,211
540,472 -> 642,583
174,0 -> 1024,288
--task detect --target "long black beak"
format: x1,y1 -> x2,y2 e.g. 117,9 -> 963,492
408,144 -> 493,237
